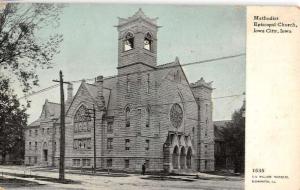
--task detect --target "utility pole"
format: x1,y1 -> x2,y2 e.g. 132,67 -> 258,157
86,104 -> 96,174
53,71 -> 70,181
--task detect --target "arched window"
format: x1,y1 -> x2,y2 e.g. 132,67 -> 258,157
124,32 -> 134,51
146,105 -> 151,127
74,105 -> 90,134
125,106 -> 130,127
144,32 -> 152,51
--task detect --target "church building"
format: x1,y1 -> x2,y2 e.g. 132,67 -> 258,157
24,9 -> 215,173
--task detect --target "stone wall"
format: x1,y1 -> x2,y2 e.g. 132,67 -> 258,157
191,82 -> 215,172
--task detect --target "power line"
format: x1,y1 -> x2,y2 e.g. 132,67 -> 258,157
18,53 -> 245,100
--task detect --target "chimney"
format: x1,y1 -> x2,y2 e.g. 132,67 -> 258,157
95,75 -> 105,108
67,83 -> 73,102
65,83 -> 73,110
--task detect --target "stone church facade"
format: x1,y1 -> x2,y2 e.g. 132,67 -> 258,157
25,9 -> 215,173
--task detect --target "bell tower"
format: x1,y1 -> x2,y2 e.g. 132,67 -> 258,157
116,9 -> 159,72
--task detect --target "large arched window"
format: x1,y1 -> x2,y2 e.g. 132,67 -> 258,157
74,105 -> 91,133
125,106 -> 130,127
124,32 -> 134,51
73,105 -> 92,150
144,32 -> 152,51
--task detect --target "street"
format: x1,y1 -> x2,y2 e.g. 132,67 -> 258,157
0,166 -> 244,190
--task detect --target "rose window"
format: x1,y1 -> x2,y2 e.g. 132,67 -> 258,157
170,103 -> 183,128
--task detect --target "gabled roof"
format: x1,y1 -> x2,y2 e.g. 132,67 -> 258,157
28,100 -> 60,127
47,102 -> 60,118
28,118 -> 41,127
103,76 -> 117,116
84,76 -> 117,109
155,58 -> 183,83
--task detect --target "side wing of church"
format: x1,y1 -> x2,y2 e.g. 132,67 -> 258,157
24,9 -> 215,173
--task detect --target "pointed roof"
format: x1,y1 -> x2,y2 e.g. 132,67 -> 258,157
28,119 -> 41,127
190,77 -> 213,90
117,8 -> 158,26
83,82 -> 113,109
28,100 -> 60,127
46,101 -> 60,118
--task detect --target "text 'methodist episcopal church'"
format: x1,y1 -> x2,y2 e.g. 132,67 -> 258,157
24,9 -> 215,173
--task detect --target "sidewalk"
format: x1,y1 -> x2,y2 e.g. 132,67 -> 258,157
0,165 -> 243,183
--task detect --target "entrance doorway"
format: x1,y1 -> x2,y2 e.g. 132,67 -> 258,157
43,149 -> 48,161
172,146 -> 179,169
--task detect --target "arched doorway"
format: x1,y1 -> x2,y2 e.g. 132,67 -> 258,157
180,147 -> 186,169
186,147 -> 192,169
172,146 -> 179,169
43,142 -> 48,163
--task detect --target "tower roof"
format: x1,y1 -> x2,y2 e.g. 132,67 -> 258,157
190,77 -> 213,90
117,8 -> 158,26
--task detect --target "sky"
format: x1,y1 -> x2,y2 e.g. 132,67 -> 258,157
15,4 -> 246,124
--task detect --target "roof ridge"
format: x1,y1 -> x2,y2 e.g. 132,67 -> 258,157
157,61 -> 175,68
104,75 -> 117,80
214,120 -> 231,122
48,101 -> 60,105
85,83 -> 97,87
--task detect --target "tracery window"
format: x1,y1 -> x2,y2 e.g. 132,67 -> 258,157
170,103 -> 183,128
144,32 -> 152,51
74,105 -> 91,134
124,32 -> 134,51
